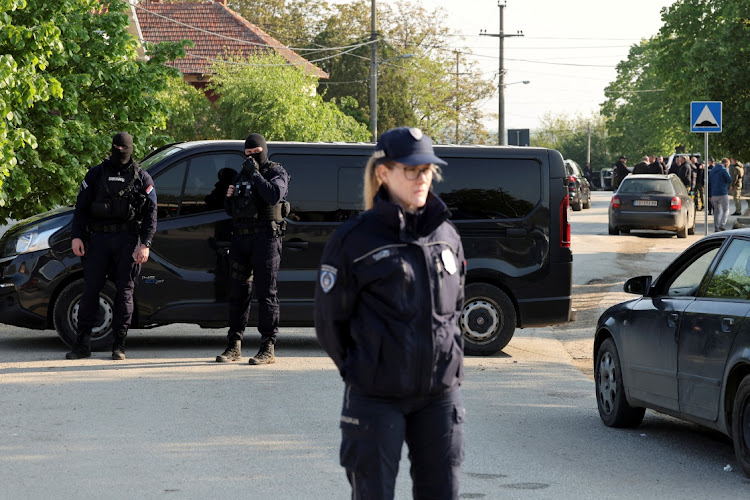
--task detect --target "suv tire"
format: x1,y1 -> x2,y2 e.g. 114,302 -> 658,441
460,283 -> 516,355
54,278 -> 117,351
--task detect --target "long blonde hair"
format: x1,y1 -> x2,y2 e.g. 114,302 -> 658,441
362,155 -> 442,210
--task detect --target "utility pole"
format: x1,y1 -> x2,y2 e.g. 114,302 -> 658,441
480,2 -> 523,146
587,123 -> 591,166
453,51 -> 471,144
455,52 -> 460,144
369,0 -> 378,142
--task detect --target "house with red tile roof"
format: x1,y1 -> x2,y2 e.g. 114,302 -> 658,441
131,0 -> 328,97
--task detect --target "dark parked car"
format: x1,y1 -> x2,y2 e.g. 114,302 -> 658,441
608,174 -> 695,238
564,159 -> 591,211
0,140 -> 574,355
594,229 -> 750,476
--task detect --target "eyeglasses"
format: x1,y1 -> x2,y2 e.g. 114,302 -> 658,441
395,164 -> 435,181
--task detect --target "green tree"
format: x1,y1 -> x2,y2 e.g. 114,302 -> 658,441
602,0 -> 750,159
0,0 -> 185,221
228,0 -> 332,47
312,0 -> 494,143
535,113 -> 611,171
207,53 -> 369,141
159,76 -> 220,141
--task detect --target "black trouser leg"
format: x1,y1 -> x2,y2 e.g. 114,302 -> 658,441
78,234 -> 110,334
228,235 -> 253,342
111,233 -> 140,350
252,236 -> 281,344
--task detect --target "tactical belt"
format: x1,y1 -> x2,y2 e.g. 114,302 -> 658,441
88,220 -> 139,234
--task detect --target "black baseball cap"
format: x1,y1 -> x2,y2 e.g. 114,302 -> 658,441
619,155 -> 627,160
374,127 -> 447,166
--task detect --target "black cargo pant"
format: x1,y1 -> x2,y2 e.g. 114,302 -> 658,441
227,228 -> 282,344
78,232 -> 140,340
339,386 -> 465,500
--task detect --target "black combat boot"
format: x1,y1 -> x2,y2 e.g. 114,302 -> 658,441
65,331 -> 91,360
216,340 -> 242,362
112,332 -> 127,361
248,340 -> 275,365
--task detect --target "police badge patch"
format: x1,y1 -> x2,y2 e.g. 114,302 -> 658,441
319,264 -> 338,293
441,249 -> 457,275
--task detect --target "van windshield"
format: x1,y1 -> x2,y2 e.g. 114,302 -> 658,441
140,144 -> 185,171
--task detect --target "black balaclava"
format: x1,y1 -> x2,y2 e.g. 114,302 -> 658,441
244,133 -> 267,165
111,132 -> 133,168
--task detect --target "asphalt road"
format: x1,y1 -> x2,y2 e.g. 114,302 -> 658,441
2,191 -> 749,499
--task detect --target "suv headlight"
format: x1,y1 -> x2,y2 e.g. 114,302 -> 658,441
2,217 -> 67,258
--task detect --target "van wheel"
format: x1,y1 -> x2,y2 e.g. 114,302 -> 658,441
731,377 -> 750,477
53,279 -> 116,352
460,283 -> 516,356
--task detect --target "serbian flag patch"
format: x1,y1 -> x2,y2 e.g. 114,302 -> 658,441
145,185 -> 154,194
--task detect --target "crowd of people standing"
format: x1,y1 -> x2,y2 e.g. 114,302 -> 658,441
611,153 -> 748,231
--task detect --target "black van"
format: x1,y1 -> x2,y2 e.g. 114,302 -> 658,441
0,140 -> 574,355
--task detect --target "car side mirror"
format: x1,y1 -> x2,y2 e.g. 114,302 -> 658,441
624,275 -> 652,295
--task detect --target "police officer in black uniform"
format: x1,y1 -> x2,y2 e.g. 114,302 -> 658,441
215,133 -> 289,365
315,127 -> 466,499
66,132 -> 157,360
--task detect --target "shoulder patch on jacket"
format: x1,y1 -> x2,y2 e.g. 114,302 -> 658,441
319,264 -> 338,293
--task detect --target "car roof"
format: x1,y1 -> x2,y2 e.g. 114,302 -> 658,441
622,174 -> 674,180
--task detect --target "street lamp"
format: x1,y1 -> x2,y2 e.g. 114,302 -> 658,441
369,53 -> 414,142
500,80 -> 530,146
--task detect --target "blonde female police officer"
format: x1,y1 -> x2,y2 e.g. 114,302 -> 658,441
315,127 -> 466,499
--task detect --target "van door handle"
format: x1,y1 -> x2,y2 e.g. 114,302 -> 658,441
285,240 -> 309,251
667,313 -> 679,328
721,317 -> 735,332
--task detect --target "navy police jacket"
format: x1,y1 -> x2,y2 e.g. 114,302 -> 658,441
314,188 -> 466,398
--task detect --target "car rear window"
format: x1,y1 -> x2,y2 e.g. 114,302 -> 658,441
618,179 -> 672,194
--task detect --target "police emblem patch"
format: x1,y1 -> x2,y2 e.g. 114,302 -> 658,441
441,249 -> 457,275
319,264 -> 338,293
409,128 -> 423,140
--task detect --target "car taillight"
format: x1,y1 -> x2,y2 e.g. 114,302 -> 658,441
568,175 -> 576,183
611,195 -> 621,209
670,196 -> 681,210
560,195 -> 571,247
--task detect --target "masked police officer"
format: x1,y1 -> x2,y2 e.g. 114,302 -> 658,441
66,132 -> 157,360
215,133 -> 290,365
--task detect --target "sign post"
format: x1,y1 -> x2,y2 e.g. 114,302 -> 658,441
691,101 -> 722,235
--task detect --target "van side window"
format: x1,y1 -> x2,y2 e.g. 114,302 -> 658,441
437,158 -> 541,219
182,154 -> 241,216
154,161 -> 187,219
271,154 -> 367,222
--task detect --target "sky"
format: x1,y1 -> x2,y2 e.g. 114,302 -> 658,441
332,0 -> 677,135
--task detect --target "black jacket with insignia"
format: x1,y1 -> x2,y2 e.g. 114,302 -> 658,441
314,188 -> 466,398
71,158 -> 157,244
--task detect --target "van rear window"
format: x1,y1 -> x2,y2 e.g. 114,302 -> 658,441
438,158 -> 541,219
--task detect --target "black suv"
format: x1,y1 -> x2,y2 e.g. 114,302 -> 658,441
0,141 -> 574,355
564,159 -> 591,211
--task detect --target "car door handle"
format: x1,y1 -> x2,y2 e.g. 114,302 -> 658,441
284,240 -> 309,251
721,317 -> 735,332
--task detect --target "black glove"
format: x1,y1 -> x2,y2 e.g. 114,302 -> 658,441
242,156 -> 259,175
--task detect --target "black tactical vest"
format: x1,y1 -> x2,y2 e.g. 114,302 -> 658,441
89,161 -> 144,222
